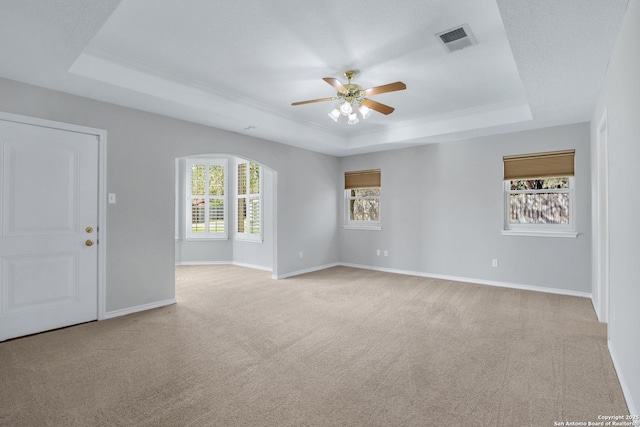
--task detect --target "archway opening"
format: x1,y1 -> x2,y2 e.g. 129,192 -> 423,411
174,154 -> 277,276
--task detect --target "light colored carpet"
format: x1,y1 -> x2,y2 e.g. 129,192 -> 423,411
0,265 -> 629,426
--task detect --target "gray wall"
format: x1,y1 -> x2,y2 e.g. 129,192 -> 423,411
339,123 -> 592,293
591,0 -> 640,413
0,77 -> 339,312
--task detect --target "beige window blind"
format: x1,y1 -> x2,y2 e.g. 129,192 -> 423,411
503,150 -> 575,180
344,169 -> 381,189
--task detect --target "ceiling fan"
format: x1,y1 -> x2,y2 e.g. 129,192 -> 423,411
292,70 -> 406,124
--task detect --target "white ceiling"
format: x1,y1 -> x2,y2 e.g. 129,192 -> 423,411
0,0 -> 629,156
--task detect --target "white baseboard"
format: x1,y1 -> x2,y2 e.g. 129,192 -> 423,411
231,261 -> 272,272
176,260 -> 272,272
591,297 -> 606,323
273,262 -> 340,279
103,298 -> 176,320
175,261 -> 231,266
176,261 -> 592,299
609,341 -> 639,420
339,263 -> 592,299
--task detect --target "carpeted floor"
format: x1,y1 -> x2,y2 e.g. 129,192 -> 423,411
0,265 -> 629,426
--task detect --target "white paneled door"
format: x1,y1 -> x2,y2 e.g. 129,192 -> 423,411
0,120 -> 98,341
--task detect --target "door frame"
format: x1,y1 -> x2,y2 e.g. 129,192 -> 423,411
596,110 -> 610,324
0,111 -> 107,320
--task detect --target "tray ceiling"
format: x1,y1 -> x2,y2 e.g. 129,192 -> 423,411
0,0 -> 629,156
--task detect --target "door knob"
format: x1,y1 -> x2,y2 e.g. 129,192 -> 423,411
85,240 -> 94,247
86,226 -> 94,233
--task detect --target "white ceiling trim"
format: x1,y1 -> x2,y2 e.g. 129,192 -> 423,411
69,46 -> 532,154
69,48 -> 349,153
346,98 -> 532,149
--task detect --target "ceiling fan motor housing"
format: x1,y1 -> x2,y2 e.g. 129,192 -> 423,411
339,83 -> 364,104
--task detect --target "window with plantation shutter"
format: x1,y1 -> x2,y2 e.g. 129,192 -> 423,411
344,169 -> 381,230
186,158 -> 228,239
236,159 -> 262,241
502,150 -> 577,237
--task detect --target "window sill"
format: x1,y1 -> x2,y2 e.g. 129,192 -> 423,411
502,230 -> 578,238
184,236 -> 229,241
343,225 -> 382,231
235,236 -> 263,243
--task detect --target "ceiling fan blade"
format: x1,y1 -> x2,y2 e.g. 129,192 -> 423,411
291,97 -> 337,106
361,99 -> 395,115
323,77 -> 348,93
363,81 -> 407,96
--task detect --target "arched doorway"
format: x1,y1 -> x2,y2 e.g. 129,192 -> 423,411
174,154 -> 278,276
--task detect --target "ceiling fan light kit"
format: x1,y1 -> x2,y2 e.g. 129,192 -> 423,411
292,70 -> 406,125
358,103 -> 373,119
339,101 -> 353,115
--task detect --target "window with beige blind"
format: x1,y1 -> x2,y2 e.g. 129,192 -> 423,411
503,150 -> 577,237
344,169 -> 381,229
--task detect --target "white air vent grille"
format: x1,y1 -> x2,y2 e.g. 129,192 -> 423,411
436,24 -> 477,52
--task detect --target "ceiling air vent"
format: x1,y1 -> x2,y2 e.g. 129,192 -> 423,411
436,24 -> 477,52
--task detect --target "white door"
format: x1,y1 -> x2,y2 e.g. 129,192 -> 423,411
0,120 -> 98,341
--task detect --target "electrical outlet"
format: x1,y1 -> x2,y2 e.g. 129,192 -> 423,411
376,249 -> 381,256
384,250 -> 389,257
299,251 -> 303,259
492,259 -> 498,268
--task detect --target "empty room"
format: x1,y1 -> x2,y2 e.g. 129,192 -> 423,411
0,0 -> 639,426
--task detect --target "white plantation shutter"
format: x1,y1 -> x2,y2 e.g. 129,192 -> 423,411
248,196 -> 260,232
186,158 -> 228,239
236,159 -> 262,240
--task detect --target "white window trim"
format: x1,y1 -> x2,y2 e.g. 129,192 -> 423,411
175,158 -> 180,241
503,177 -> 577,238
343,225 -> 382,231
235,159 -> 263,242
344,188 -> 382,230
501,229 -> 578,238
185,158 -> 228,240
